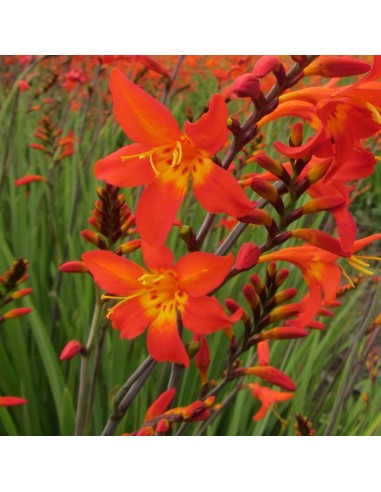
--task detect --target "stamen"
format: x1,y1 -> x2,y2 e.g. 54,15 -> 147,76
355,255 -> 381,262
349,256 -> 371,268
347,259 -> 374,276
101,292 -> 142,318
339,265 -> 355,288
172,141 -> 183,166
366,102 -> 381,124
138,273 -> 165,285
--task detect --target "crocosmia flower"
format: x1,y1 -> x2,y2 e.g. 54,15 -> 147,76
95,68 -> 253,245
83,244 -> 241,366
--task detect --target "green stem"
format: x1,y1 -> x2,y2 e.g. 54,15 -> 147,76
75,290 -> 103,436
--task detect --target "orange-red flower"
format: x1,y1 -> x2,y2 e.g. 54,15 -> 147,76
258,234 -> 381,328
83,244 -> 241,366
245,382 -> 294,421
95,68 -> 253,245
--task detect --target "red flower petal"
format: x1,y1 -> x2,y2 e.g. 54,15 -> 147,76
94,144 -> 155,187
82,250 -> 145,295
181,295 -> 241,334
141,243 -> 175,271
176,252 -> 233,296
184,94 -> 228,155
110,68 -> 181,146
144,388 -> 176,422
135,169 -> 188,246
147,309 -> 189,366
110,296 -> 151,339
193,159 -> 253,217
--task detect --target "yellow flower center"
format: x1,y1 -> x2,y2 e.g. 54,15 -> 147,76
102,269 -> 188,319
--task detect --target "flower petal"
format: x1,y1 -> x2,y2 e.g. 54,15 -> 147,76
94,144 -> 155,187
192,158 -> 253,217
82,250 -> 145,295
184,94 -> 228,155
176,252 -> 233,296
144,388 -> 176,422
110,68 -> 181,146
135,168 -> 189,246
110,296 -> 151,339
147,307 -> 189,366
141,242 -> 175,271
181,295 -> 241,334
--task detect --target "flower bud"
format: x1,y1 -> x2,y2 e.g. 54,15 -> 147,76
255,152 -> 291,184
250,273 -> 266,297
250,177 -> 281,205
289,123 -> 304,147
252,56 -> 280,78
116,239 -> 142,255
0,396 -> 28,407
304,56 -> 370,78
261,327 -> 308,340
81,230 -> 107,249
235,243 -> 260,271
275,268 -> 289,287
155,419 -> 170,434
59,261 -> 88,273
243,284 -> 260,309
14,174 -> 49,187
0,307 -> 32,323
60,340 -> 83,360
232,73 -> 261,98
193,335 -> 210,385
10,288 -> 33,300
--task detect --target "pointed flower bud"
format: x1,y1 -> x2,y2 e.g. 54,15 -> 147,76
0,307 -> 32,323
250,273 -> 266,296
289,123 -> 304,147
59,261 -> 88,273
235,243 -> 260,271
243,284 -> 260,309
270,288 -> 298,307
250,177 -> 281,204
0,396 -> 28,407
155,419 -> 170,434
14,174 -> 48,187
232,73 -> 261,98
304,56 -> 371,78
274,268 -> 289,287
193,335 -> 210,385
81,230 -> 107,249
255,152 -> 291,184
60,340 -> 83,360
10,288 -> 33,300
144,388 -> 176,422
252,56 -> 280,78
306,160 -> 331,185
261,327 -> 308,340
115,239 -> 142,255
